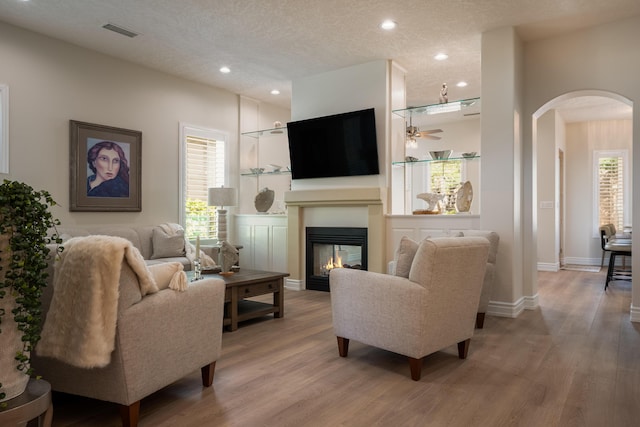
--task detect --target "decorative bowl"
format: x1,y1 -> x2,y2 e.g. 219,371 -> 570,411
249,167 -> 264,175
461,152 -> 477,158
429,150 -> 452,160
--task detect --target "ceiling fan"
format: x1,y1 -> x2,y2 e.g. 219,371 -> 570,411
406,115 -> 443,140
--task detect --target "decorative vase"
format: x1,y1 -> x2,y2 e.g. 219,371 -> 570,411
0,233 -> 30,402
254,187 -> 275,213
455,181 -> 473,213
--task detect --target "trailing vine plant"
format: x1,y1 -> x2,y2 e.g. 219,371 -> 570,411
0,180 -> 62,402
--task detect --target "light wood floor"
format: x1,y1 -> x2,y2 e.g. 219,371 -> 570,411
47,270 -> 639,426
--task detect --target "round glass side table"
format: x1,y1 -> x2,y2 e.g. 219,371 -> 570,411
0,378 -> 52,427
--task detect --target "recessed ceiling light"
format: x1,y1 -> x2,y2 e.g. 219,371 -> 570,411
270,89 -> 280,95
380,20 -> 397,30
456,81 -> 468,87
434,53 -> 448,61
219,66 -> 230,74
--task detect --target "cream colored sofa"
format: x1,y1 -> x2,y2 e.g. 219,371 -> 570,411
32,242 -> 226,427
54,224 -> 213,270
389,229 -> 499,328
331,237 -> 490,380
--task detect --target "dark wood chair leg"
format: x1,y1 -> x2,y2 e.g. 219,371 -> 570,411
475,312 -> 486,329
457,338 -> 470,359
119,401 -> 140,427
201,361 -> 216,387
408,357 -> 423,381
606,252 -> 616,290
337,336 -> 349,357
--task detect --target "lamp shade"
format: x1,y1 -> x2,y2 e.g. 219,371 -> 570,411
208,187 -> 237,207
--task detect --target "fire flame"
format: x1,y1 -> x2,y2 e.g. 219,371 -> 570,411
324,255 -> 343,271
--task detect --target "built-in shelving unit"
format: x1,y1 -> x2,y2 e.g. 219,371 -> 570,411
239,125 -> 291,214
392,155 -> 480,166
240,126 -> 291,177
240,170 -> 291,177
241,126 -> 287,138
392,97 -> 481,123
390,97 -> 482,215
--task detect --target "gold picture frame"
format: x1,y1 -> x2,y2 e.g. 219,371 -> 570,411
69,120 -> 142,211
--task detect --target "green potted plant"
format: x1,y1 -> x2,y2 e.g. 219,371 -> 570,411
0,180 -> 61,403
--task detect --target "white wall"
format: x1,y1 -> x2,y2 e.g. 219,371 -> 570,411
290,60 -> 391,192
523,15 -> 640,320
0,21 -> 240,228
481,26 -> 527,317
537,111 -> 558,270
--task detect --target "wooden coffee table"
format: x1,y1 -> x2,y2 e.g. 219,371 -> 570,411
195,269 -> 289,331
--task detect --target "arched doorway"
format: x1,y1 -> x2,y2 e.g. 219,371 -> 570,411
532,90 -> 632,275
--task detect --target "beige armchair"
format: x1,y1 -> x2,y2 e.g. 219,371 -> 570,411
32,242 -> 226,427
330,237 -> 489,381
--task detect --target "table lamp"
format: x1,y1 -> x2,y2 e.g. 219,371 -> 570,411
208,186 -> 237,243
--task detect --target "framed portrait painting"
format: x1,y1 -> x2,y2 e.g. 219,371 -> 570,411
69,120 -> 142,211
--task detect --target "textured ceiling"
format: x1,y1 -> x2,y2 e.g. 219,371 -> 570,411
1,0 -> 638,116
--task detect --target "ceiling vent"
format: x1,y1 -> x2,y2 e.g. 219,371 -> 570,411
102,23 -> 139,38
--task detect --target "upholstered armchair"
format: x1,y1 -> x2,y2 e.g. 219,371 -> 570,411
32,238 -> 226,427
330,237 -> 489,381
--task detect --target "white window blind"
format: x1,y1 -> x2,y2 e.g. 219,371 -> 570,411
183,132 -> 226,239
597,155 -> 624,231
428,160 -> 463,213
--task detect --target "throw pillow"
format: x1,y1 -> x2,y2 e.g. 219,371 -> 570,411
393,236 -> 420,278
150,227 -> 186,259
147,262 -> 187,291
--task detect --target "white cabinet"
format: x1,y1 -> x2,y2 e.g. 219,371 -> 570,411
236,214 -> 288,272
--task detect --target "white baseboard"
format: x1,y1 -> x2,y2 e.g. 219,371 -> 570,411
563,257 -> 602,266
486,294 -> 539,318
538,262 -> 559,272
524,294 -> 539,310
285,278 -> 304,291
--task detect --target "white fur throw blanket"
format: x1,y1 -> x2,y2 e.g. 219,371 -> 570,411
38,236 -> 159,368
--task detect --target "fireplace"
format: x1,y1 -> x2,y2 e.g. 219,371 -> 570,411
306,227 -> 368,292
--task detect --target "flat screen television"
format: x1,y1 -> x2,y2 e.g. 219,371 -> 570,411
286,108 -> 379,180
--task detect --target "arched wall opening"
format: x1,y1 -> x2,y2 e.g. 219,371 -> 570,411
531,89 -> 633,293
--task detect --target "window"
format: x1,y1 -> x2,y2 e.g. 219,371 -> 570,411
180,124 -> 227,240
428,160 -> 463,213
594,150 -> 629,234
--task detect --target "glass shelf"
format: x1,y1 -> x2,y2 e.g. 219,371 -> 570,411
392,97 -> 481,120
241,170 -> 292,177
241,126 -> 287,138
392,155 -> 480,166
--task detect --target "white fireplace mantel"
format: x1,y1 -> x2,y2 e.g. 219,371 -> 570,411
284,187 -> 386,290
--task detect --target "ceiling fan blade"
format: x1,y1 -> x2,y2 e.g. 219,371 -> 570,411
423,135 -> 442,140
418,129 -> 443,136
417,131 -> 442,137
